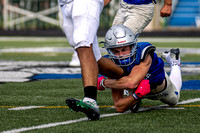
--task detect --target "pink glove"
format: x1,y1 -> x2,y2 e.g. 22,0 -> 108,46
132,79 -> 150,100
97,76 -> 106,91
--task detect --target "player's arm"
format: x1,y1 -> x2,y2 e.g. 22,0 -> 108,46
104,0 -> 112,7
98,57 -> 124,79
111,79 -> 150,113
103,54 -> 152,90
160,0 -> 172,17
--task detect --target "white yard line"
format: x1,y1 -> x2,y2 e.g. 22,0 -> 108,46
2,98 -> 200,133
8,106 -> 45,110
177,98 -> 200,105
1,113 -> 122,133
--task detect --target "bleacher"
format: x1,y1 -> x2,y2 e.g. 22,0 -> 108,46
169,0 -> 200,28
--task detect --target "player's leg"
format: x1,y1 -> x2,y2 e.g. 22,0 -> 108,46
72,0 -> 103,87
143,74 -> 180,105
168,49 -> 182,92
58,3 -> 80,67
66,0 -> 103,120
60,2 -> 99,120
159,73 -> 180,105
60,2 -> 75,47
160,49 -> 182,105
161,49 -> 182,93
76,46 -> 98,87
69,51 -> 80,67
112,2 -> 125,26
123,2 -> 155,34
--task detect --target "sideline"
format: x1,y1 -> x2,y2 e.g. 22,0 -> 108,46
2,98 -> 200,133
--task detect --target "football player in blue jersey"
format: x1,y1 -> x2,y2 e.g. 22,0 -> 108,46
98,25 -> 182,113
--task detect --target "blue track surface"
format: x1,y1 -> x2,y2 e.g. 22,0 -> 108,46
182,80 -> 200,90
31,74 -> 82,79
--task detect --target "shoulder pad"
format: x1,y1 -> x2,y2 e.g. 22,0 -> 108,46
141,45 -> 156,62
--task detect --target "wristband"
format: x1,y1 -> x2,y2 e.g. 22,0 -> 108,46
132,93 -> 140,101
100,79 -> 108,90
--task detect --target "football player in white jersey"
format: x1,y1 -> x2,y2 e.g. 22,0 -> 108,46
58,0 -> 124,120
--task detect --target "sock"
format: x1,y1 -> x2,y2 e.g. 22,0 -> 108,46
84,86 -> 97,101
169,66 -> 182,92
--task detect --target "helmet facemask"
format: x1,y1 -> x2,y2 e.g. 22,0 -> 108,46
107,43 -> 137,66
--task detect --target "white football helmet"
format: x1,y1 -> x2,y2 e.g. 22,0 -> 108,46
103,25 -> 138,66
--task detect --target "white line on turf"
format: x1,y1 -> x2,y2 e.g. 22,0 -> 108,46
2,98 -> 200,133
1,113 -> 122,133
8,106 -> 45,110
177,98 -> 200,105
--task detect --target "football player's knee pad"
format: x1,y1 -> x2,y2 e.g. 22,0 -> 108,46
160,85 -> 180,105
161,74 -> 180,105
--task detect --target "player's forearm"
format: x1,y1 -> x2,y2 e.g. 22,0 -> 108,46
104,76 -> 137,89
103,55 -> 152,89
104,0 -> 112,7
103,67 -> 149,89
164,0 -> 172,6
114,95 -> 137,113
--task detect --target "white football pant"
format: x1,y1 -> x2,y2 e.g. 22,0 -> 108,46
112,1 -> 155,34
59,0 -> 104,61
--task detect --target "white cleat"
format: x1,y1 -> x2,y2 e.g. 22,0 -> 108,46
161,48 -> 181,66
69,52 -> 80,67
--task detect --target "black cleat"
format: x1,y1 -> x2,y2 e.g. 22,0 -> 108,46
66,98 -> 100,120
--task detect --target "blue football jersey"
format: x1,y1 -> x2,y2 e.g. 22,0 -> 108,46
103,42 -> 165,88
123,42 -> 165,86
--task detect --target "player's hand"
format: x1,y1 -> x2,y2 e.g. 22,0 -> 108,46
132,79 -> 150,100
97,76 -> 106,91
160,3 -> 172,17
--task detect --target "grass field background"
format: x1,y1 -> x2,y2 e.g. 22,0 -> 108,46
0,36 -> 200,133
